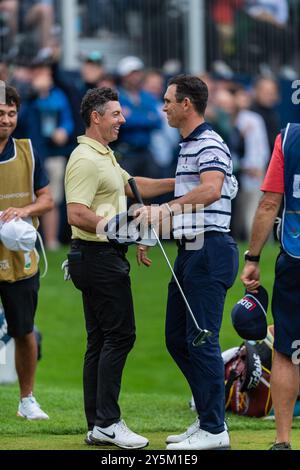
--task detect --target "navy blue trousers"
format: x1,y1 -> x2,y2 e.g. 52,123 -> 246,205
165,233 -> 239,434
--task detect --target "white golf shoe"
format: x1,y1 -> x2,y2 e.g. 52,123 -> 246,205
166,418 -> 200,444
166,428 -> 230,450
91,419 -> 149,449
85,430 -> 105,446
17,394 -> 49,420
166,419 -> 228,444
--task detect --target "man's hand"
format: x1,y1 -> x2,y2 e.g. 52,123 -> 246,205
96,217 -> 109,237
52,128 -> 68,146
240,261 -> 260,293
133,204 -> 169,227
0,207 -> 30,223
136,245 -> 152,267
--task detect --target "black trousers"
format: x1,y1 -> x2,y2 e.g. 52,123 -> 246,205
68,240 -> 136,429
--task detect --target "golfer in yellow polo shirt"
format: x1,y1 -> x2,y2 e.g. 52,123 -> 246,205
65,87 -> 174,449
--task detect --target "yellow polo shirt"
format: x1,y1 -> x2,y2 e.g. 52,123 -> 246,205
65,135 -> 130,242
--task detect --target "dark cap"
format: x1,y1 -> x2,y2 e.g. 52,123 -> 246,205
231,286 -> 268,341
29,47 -> 55,68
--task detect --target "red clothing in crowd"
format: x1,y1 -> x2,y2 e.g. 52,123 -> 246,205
212,0 -> 244,25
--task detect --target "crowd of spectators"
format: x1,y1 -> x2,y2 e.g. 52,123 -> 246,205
1,0 -> 298,247
209,0 -> 297,76
1,42 -> 283,246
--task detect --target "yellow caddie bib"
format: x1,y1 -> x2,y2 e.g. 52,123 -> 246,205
0,139 -> 39,282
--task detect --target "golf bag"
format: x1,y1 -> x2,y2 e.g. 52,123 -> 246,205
224,327 -> 274,417
189,326 -> 274,417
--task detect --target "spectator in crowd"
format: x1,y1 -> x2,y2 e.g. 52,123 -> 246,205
212,86 -> 269,240
0,85 -> 53,419
143,69 -> 179,178
81,0 -> 127,37
0,1 -> 55,52
97,73 -> 117,90
29,62 -> 74,250
245,0 -> 288,26
0,0 -> 18,38
233,87 -> 269,239
115,56 -> 162,177
19,0 -> 55,49
242,0 -> 290,72
78,51 -> 106,96
251,77 -> 281,156
211,0 -> 244,64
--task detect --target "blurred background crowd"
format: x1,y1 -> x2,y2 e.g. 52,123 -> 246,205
1,0 -> 300,249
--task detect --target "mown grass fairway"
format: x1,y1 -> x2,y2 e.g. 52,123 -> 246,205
1,242 -> 300,450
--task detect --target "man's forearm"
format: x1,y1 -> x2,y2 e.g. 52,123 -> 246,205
168,183 -> 220,213
23,194 -> 54,217
248,193 -> 282,255
134,177 -> 174,198
67,204 -> 103,233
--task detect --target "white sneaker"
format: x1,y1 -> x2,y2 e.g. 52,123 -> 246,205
91,420 -> 149,449
166,418 -> 200,444
166,428 -> 230,450
166,419 -> 228,444
85,430 -> 105,446
17,394 -> 49,420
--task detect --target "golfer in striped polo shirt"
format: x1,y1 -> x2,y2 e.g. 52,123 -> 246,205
135,74 -> 239,450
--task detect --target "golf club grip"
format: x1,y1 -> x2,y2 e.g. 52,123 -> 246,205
128,178 -> 144,205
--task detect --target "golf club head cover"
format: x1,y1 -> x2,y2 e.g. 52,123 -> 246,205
105,212 -> 157,247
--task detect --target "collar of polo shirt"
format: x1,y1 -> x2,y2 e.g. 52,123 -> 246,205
77,135 -> 110,155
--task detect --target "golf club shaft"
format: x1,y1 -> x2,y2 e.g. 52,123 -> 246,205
128,177 -> 203,333
151,227 -> 202,332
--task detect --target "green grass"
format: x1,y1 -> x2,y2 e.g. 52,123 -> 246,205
1,241 -> 300,450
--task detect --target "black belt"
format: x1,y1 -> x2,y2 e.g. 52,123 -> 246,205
176,231 -> 225,248
71,239 -> 128,253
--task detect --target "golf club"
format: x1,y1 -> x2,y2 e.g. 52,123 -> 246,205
128,177 -> 212,346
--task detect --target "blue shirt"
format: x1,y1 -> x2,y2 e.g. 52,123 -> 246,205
28,86 -> 74,159
118,88 -> 161,148
0,137 -> 49,191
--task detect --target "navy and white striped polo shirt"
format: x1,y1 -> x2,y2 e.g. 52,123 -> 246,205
173,122 -> 236,238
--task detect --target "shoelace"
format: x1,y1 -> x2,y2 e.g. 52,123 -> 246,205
118,420 -> 135,436
187,419 -> 200,434
23,396 -> 41,411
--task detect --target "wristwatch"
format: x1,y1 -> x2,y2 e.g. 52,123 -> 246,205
244,250 -> 260,262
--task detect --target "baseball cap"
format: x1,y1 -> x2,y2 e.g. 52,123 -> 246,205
117,56 -> 144,77
82,50 -> 104,66
0,217 -> 37,252
231,286 -> 268,340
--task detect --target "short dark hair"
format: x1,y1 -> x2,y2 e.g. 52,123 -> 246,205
80,87 -> 119,127
168,74 -> 208,115
1,85 -> 21,111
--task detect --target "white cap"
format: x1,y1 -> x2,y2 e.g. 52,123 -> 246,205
0,218 -> 37,252
117,56 -> 144,77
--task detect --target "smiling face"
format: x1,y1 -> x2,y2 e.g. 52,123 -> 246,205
92,100 -> 126,145
0,103 -> 18,143
163,84 -> 185,129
